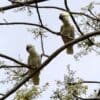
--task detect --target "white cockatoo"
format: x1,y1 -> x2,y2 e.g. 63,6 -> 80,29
26,44 -> 41,85
59,12 -> 75,54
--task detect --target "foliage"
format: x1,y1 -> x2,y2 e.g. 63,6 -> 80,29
14,83 -> 49,100
14,86 -> 39,100
0,0 -> 100,100
51,66 -> 88,100
73,1 -> 100,60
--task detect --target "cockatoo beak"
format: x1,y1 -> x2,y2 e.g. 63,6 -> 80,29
26,45 -> 32,52
59,14 -> 63,20
26,45 -> 30,52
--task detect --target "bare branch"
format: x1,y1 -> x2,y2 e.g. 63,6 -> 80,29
0,65 -> 26,69
0,54 -> 35,70
88,9 -> 97,18
35,1 -> 43,25
1,31 -> 100,100
64,0 -> 94,46
0,22 -> 59,35
26,5 -> 100,21
0,4 -> 100,22
41,53 -> 49,58
0,53 -> 27,67
0,1 -> 99,100
68,81 -> 100,85
0,0 -> 49,11
0,1 -> 100,22
35,0 -> 46,57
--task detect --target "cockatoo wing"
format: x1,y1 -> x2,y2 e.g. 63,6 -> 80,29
27,44 -> 41,85
59,12 -> 75,54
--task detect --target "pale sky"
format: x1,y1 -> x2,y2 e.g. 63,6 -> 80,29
0,0 -> 100,100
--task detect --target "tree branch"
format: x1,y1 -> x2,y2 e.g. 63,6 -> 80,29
0,4 -> 100,22
0,65 -> 26,69
0,22 -> 59,35
64,0 -> 94,46
0,54 -> 35,70
1,31 -> 100,100
0,53 -> 27,67
26,5 -> 100,21
35,0 -> 46,57
0,0 -> 49,11
68,81 -> 100,85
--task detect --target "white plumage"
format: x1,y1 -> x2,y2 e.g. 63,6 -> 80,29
59,13 -> 75,54
26,44 -> 41,85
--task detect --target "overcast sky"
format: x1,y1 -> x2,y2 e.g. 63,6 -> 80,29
0,0 -> 100,100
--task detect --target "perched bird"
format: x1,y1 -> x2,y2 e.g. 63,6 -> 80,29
59,12 -> 75,54
26,44 -> 41,85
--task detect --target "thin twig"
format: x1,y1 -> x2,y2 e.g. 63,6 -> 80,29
0,22 -> 59,35
0,0 -> 49,11
0,2 -> 100,22
88,9 -> 97,18
35,1 -> 43,25
41,53 -> 49,58
0,65 -> 26,69
0,53 -> 27,67
86,22 -> 98,31
0,31 -> 100,100
68,81 -> 100,85
64,0 -> 94,46
0,54 -> 35,70
35,1 -> 46,56
0,4 -> 100,21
